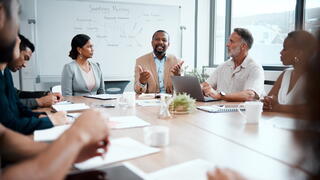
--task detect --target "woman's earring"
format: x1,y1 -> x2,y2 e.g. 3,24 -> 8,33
79,53 -> 83,59
294,56 -> 300,63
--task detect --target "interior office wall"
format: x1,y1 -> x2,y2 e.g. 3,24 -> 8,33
17,0 -> 210,91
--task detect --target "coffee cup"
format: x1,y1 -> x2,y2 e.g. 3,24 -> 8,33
238,101 -> 263,124
143,126 -> 169,147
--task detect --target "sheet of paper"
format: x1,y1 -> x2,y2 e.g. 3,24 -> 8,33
136,99 -> 161,107
109,116 -> 150,129
75,137 -> 160,170
148,159 -> 214,180
52,103 -> 90,112
34,125 -> 71,142
55,101 -> 73,105
84,94 -> 119,100
138,93 -> 157,99
34,116 -> 149,142
271,116 -> 308,131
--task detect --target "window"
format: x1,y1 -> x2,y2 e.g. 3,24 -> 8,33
305,0 -> 320,34
212,0 -> 226,65
226,0 -> 296,66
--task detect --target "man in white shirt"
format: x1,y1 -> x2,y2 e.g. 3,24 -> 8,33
202,28 -> 264,102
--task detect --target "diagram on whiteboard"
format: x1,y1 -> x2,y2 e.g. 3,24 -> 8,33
36,0 -> 181,79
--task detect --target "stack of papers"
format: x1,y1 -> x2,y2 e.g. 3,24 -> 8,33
148,159 -> 213,180
75,137 -> 160,170
52,103 -> 89,112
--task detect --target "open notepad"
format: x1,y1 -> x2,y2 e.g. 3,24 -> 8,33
197,104 -> 245,113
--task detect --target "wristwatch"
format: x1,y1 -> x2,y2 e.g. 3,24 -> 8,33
139,82 -> 146,88
219,91 -> 226,97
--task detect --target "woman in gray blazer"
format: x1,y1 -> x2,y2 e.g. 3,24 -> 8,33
61,34 -> 105,96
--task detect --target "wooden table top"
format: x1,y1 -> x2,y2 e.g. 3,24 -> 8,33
59,96 -> 307,179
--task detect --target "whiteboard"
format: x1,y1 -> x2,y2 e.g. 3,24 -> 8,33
36,0 -> 181,80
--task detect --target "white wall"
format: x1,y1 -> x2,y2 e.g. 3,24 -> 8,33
18,0 -> 210,91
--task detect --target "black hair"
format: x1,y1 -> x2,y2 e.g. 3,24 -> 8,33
152,30 -> 170,41
287,30 -> 317,56
18,34 -> 35,52
69,34 -> 90,60
233,28 -> 254,49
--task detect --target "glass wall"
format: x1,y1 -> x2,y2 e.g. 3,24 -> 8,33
212,0 -> 226,65
231,0 -> 296,66
305,0 -> 320,35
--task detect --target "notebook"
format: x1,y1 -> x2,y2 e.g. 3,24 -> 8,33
197,104 -> 245,113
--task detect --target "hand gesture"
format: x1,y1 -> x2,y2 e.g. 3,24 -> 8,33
48,111 -> 68,126
71,109 -> 110,163
138,65 -> 151,84
53,92 -> 64,102
36,93 -> 59,107
171,61 -> 184,76
263,95 -> 278,111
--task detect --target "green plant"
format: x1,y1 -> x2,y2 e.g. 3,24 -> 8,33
183,66 -> 209,83
169,93 -> 196,112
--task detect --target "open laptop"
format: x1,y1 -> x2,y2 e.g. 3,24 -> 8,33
171,76 -> 217,102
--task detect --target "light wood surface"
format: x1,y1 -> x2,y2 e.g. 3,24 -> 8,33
60,96 -> 307,179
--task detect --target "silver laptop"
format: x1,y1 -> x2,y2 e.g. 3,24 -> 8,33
171,76 -> 217,102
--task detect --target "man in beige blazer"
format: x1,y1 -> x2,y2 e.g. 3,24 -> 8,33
134,30 -> 184,94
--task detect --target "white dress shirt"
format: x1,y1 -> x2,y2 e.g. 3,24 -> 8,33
206,55 -> 265,97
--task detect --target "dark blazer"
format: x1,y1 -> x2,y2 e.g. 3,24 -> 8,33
0,68 -> 53,135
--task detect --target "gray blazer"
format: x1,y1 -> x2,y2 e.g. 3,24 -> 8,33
61,61 -> 105,96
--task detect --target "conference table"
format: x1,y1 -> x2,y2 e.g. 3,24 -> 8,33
59,96 -> 308,179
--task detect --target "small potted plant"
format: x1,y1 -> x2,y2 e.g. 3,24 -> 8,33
169,93 -> 196,114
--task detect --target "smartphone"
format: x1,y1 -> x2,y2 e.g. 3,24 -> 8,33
100,104 -> 115,108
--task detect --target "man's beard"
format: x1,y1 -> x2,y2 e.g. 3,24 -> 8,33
153,45 -> 166,57
0,40 -> 16,63
228,46 -> 241,58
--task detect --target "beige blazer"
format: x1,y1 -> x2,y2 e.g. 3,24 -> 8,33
134,52 -> 181,94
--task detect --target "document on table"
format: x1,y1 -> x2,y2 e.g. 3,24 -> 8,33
34,125 -> 71,142
75,137 -> 160,170
83,94 -> 119,100
271,116 -> 308,131
136,99 -> 161,106
34,116 -> 150,142
52,103 -> 90,112
109,116 -> 150,129
148,159 -> 214,180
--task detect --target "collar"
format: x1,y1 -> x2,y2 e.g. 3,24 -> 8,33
153,53 -> 167,61
228,55 -> 251,69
